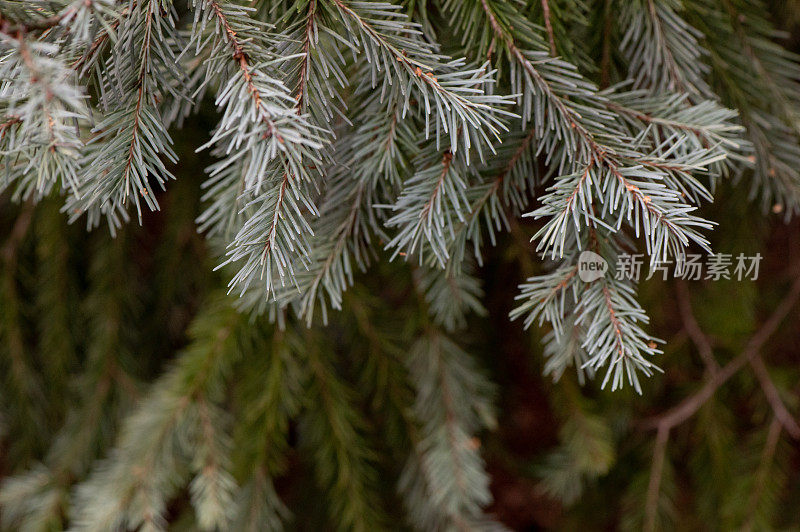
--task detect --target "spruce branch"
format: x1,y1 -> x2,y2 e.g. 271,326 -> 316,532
232,471 -> 289,532
300,339 -> 388,531
399,331 -> 500,529
71,298 -> 250,531
331,0 -> 512,156
385,145 -> 474,266
229,329 -> 302,531
66,0 -> 185,232
5,1 -> 800,528
383,52 -> 513,268
530,149 -> 715,266
687,0 -> 800,214
0,230 -> 141,531
293,0 -> 317,115
0,0 -> 120,54
511,231 -> 663,392
620,0 -> 712,98
283,0 -> 349,129
0,34 -> 90,199
442,126 -> 539,269
510,263 -> 579,335
450,1 -> 722,392
415,259 -> 487,332
536,388 -> 615,504
288,93 -> 414,323
190,0 -> 325,297
0,201 -> 49,460
452,0 -> 718,269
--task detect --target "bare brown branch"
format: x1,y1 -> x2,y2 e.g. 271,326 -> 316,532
675,280 -> 719,374
645,271 -> 800,432
540,0 -> 556,56
749,355 -> 800,438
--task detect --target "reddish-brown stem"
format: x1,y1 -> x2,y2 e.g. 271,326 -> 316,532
418,151 -> 454,223
294,0 -> 317,114
644,270 -> 800,431
675,280 -> 719,375
749,355 -> 800,438
540,0 -> 556,56
208,0 -> 283,142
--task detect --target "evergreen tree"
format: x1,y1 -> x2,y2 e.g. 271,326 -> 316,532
2,0 -> 800,529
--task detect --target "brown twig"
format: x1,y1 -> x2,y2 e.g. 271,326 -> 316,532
645,270 -> 800,431
418,150 -> 454,223
540,0 -> 556,56
0,115 -> 21,139
749,355 -> 800,438
71,4 -> 130,71
641,270 -> 800,527
600,0 -> 613,88
1,200 -> 35,264
294,0 -> 317,114
0,11 -> 70,35
675,280 -> 719,375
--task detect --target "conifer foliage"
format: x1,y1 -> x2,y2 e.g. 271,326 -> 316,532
2,0 -> 800,529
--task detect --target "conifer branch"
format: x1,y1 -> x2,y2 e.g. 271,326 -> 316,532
66,0 -> 184,231
191,0 -> 325,296
0,33 -> 90,199
301,341 -> 387,531
290,96 -> 412,322
400,331 -> 499,529
71,299 -> 248,531
331,0 -> 511,154
621,0 -> 712,98
6,0 -> 800,527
